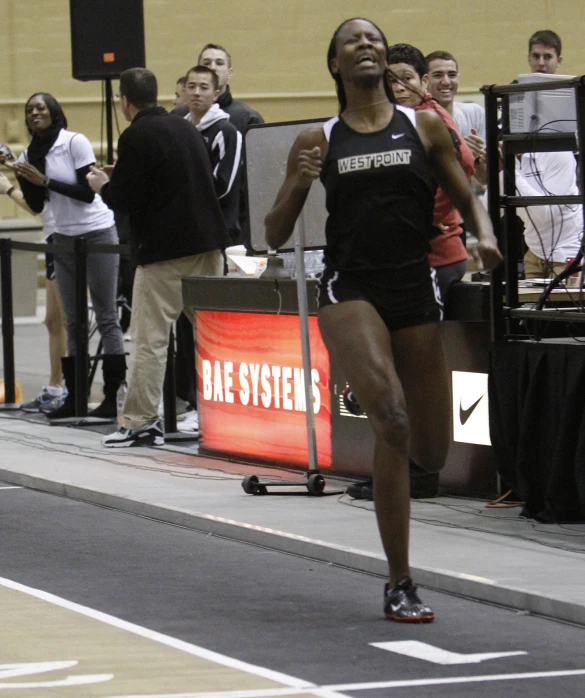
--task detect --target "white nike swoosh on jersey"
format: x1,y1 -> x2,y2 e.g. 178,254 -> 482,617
391,133 -> 404,139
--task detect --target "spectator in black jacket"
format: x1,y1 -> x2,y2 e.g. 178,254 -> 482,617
173,44 -> 264,132
184,66 -> 243,243
88,67 -> 231,448
198,43 -> 264,133
198,43 -> 263,249
174,44 -> 264,247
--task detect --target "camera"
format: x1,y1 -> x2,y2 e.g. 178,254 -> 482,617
0,144 -> 16,162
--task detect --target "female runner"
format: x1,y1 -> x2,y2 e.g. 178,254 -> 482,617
265,18 -> 502,622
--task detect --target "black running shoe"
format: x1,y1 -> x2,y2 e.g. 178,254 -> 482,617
346,478 -> 373,500
342,385 -> 364,416
384,577 -> 435,623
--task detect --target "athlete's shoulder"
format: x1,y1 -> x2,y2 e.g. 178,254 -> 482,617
414,109 -> 442,126
414,108 -> 445,138
295,125 -> 327,150
395,104 -> 417,129
322,116 -> 341,142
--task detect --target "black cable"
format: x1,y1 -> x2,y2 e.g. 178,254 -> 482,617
0,423 -> 347,483
519,129 -> 562,273
0,428 -> 236,481
336,492 -> 585,554
527,122 -> 582,274
1,417 -> 583,556
503,121 -> 585,315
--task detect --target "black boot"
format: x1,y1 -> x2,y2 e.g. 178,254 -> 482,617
88,354 -> 126,419
46,357 -> 76,420
346,460 -> 439,502
409,460 -> 439,499
346,479 -> 373,500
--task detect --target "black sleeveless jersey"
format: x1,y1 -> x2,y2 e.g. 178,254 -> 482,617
320,105 -> 436,274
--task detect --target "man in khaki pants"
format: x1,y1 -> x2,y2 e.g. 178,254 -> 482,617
88,67 -> 231,447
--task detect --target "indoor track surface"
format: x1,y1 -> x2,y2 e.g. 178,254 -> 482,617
1,483 -> 585,698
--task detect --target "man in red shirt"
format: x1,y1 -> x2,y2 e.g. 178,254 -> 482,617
388,43 -> 476,303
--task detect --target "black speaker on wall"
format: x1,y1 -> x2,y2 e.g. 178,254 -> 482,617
70,0 -> 146,81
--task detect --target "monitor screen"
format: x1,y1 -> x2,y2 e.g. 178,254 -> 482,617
510,73 -> 577,134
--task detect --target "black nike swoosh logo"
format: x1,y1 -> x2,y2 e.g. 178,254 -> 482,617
459,394 -> 486,425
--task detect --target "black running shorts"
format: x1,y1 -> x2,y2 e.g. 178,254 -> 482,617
316,265 -> 443,332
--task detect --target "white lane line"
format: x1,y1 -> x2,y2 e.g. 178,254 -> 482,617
326,668 -> 585,691
0,662 -> 78,679
0,576 -> 349,698
91,669 -> 585,697
0,661 -> 113,689
0,674 -> 113,689
68,669 -> 585,698
370,640 -> 527,665
96,691 -> 305,698
0,486 -> 22,490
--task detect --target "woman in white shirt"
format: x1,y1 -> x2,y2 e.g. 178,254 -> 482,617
13,93 -> 125,419
0,172 -> 67,412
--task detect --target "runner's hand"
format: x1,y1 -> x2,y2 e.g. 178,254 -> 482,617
475,235 -> 503,271
296,147 -> 322,188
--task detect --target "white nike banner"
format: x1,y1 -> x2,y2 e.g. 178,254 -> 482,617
452,371 -> 491,446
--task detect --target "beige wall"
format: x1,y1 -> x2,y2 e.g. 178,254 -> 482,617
1,0 -> 584,217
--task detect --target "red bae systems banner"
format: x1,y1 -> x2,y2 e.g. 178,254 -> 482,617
195,311 -> 332,467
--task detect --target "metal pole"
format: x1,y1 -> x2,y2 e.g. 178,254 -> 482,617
575,82 -> 585,251
573,81 -> 585,295
0,238 -> 19,409
483,87 -> 506,342
294,214 -> 319,473
163,325 -> 177,433
500,94 -> 519,316
74,237 -> 88,417
105,78 -> 114,166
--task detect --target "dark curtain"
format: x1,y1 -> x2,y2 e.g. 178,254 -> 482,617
489,340 -> 585,522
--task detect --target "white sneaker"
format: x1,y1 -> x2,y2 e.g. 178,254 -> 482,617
21,385 -> 66,413
175,398 -> 192,416
157,398 -> 193,419
177,409 -> 199,434
102,420 -> 164,448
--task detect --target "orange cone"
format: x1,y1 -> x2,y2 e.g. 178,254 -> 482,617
0,378 -> 22,403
